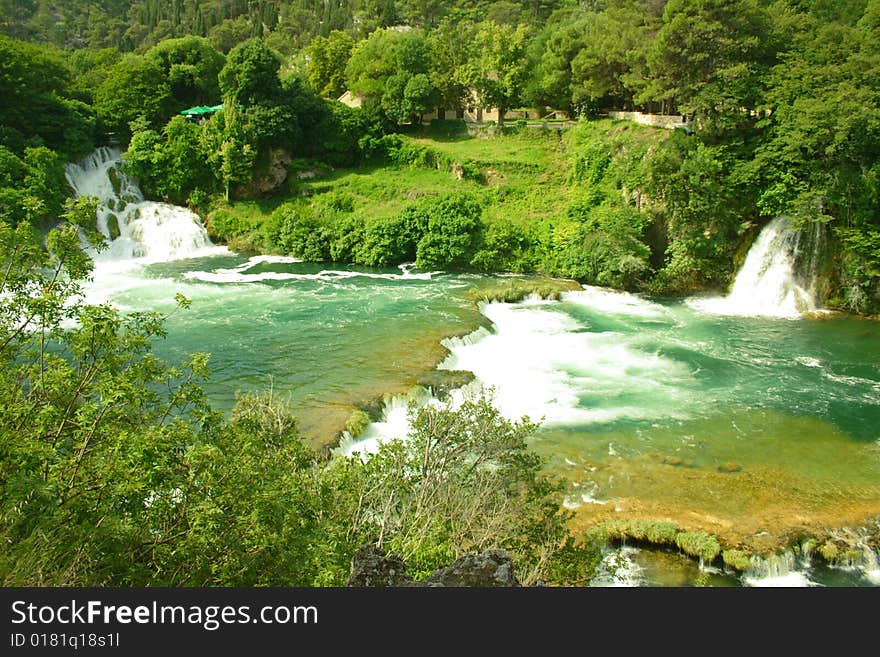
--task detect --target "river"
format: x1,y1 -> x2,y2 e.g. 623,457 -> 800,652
67,149 -> 880,587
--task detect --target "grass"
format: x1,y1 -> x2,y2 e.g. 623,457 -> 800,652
301,164 -> 482,220
206,119 -> 668,272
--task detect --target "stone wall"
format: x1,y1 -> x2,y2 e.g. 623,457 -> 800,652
607,110 -> 689,130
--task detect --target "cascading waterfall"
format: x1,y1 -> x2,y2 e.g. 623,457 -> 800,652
742,551 -> 817,587
64,147 -> 227,268
690,216 -> 821,318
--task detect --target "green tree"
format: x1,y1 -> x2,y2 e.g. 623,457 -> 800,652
219,136 -> 255,202
343,391 -> 601,584
458,21 -> 531,124
0,35 -> 96,158
642,0 -> 774,125
346,28 -> 431,102
146,36 -> 226,109
93,54 -> 174,142
428,18 -> 477,113
218,37 -> 283,106
305,30 -> 355,98
0,146 -> 68,227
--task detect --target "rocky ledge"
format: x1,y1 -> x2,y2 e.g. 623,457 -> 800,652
348,545 -> 520,587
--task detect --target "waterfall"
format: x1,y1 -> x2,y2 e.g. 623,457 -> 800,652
689,216 -> 821,319
742,551 -> 817,587
64,147 -> 227,268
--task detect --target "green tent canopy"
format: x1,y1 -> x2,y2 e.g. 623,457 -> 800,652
180,104 -> 224,117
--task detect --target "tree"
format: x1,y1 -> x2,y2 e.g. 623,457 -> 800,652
346,28 -> 431,101
93,54 -> 174,142
305,30 -> 355,98
642,0 -> 774,124
382,72 -> 437,124
458,21 -> 531,124
220,136 -> 255,201
218,38 -> 283,106
342,391 -> 601,583
0,146 -> 68,227
345,28 -> 436,125
428,18 -> 477,112
525,10 -> 588,114
0,197 -> 213,585
569,5 -> 654,113
0,35 -> 96,158
147,36 -> 226,109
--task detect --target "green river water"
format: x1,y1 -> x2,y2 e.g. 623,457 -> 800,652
91,253 -> 880,586
71,149 -> 880,586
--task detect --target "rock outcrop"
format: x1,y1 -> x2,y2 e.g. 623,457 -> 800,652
420,549 -> 520,587
348,545 -> 414,587
347,545 -> 520,587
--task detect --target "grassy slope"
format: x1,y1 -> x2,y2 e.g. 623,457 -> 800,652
207,119 -> 669,275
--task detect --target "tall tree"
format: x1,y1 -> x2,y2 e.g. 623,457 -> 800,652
641,0 -> 774,125
93,53 -> 174,142
218,38 -> 283,105
305,30 -> 355,98
458,21 -> 531,124
146,36 -> 226,109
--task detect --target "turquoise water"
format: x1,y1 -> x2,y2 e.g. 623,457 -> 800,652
71,150 -> 880,585
94,254 -> 495,440
91,253 -> 880,586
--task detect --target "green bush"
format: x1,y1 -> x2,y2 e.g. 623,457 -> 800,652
415,193 -> 484,268
273,202 -> 330,261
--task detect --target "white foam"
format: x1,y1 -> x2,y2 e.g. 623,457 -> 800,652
590,546 -> 644,587
338,389 -> 440,458
184,267 -> 439,284
438,299 -> 695,427
742,572 -> 818,587
562,285 -> 668,318
796,356 -> 822,368
742,552 -> 819,587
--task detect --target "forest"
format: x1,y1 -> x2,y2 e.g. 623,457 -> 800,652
1,0 -> 880,586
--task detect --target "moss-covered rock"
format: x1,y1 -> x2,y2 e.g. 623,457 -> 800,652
598,519 -> 679,546
468,279 -> 581,304
107,164 -> 123,198
818,540 -> 839,563
417,369 -> 475,399
675,531 -> 721,562
645,521 -> 679,545
105,213 -> 120,240
722,549 -> 751,571
344,408 -> 372,438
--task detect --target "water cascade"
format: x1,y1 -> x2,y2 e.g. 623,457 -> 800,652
743,551 -> 817,587
690,216 -> 821,318
64,147 -> 227,268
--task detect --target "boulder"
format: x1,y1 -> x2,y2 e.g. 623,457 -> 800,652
347,545 -> 414,587
348,545 -> 520,587
421,549 -> 520,587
